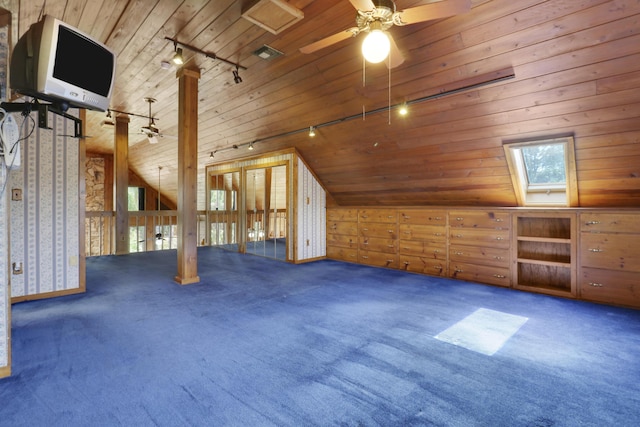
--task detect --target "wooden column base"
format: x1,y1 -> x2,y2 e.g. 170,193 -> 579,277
174,275 -> 201,286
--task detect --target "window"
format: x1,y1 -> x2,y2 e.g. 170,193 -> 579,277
503,136 -> 578,206
128,187 -> 145,211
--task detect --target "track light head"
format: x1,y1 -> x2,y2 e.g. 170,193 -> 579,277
233,69 -> 242,84
309,126 -> 316,137
248,141 -> 254,150
172,47 -> 184,65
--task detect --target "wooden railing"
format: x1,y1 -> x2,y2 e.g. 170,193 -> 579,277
85,211 -> 209,257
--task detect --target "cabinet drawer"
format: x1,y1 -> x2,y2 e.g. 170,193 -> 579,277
359,209 -> 397,223
580,233 -> 640,273
398,254 -> 446,276
399,240 -> 446,260
327,233 -> 357,249
450,262 -> 510,287
359,236 -> 397,253
580,267 -> 640,308
359,250 -> 398,268
327,209 -> 358,222
449,228 -> 510,248
398,224 -> 446,241
449,245 -> 510,268
327,246 -> 358,263
580,212 -> 640,233
398,210 -> 447,226
449,210 -> 510,229
360,222 -> 397,239
327,221 -> 358,236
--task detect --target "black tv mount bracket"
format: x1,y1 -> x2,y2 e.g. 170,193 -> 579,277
0,100 -> 83,138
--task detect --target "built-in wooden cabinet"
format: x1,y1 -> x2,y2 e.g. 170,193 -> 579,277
358,209 -> 397,269
449,210 -> 511,287
397,209 -> 447,276
578,212 -> 640,308
326,208 -> 358,263
326,207 -> 640,309
512,212 -> 576,297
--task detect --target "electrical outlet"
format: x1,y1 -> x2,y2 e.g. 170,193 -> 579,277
12,262 -> 23,275
11,188 -> 22,201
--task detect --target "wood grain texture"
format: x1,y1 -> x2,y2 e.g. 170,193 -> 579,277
7,0 -> 640,208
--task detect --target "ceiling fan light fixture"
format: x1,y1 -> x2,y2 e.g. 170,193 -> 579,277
147,135 -> 159,144
362,29 -> 390,64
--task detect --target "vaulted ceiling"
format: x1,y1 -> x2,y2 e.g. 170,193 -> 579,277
8,0 -> 640,208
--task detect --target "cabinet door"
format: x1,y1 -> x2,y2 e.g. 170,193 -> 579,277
399,240 -> 446,260
327,246 -> 358,263
398,224 -> 446,241
359,250 -> 397,268
449,211 -> 510,229
450,228 -> 510,248
359,222 -> 397,239
327,208 -> 358,222
580,267 -> 640,308
327,221 -> 358,236
359,236 -> 396,253
449,245 -> 510,268
450,261 -> 510,287
580,212 -> 640,233
398,210 -> 447,226
399,254 -> 446,276
359,209 -> 397,223
327,233 -> 357,249
581,233 -> 640,272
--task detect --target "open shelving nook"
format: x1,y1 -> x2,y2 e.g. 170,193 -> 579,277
512,212 -> 577,297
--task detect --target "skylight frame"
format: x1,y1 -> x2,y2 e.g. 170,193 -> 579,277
503,136 -> 579,207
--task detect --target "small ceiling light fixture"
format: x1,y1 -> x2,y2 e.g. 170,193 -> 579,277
362,23 -> 390,64
100,109 -> 114,128
210,151 -> 214,158
172,42 -> 184,65
253,44 -> 284,60
309,126 -> 316,137
233,67 -> 242,84
398,103 -> 408,116
248,141 -> 254,150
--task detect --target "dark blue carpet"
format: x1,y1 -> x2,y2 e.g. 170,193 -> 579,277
2,247 -> 639,426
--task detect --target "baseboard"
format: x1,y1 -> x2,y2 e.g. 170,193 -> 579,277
293,255 -> 327,264
11,286 -> 85,304
0,364 -> 10,379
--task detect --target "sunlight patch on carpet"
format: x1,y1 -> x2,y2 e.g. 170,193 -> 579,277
435,308 -> 528,356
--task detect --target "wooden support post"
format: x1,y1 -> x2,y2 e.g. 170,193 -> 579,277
175,67 -> 201,285
114,114 -> 130,255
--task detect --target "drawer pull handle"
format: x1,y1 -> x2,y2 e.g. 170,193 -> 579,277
494,256 -> 503,260
387,215 -> 394,219
404,261 -> 410,265
403,231 -> 411,234
585,221 -> 600,225
588,248 -> 603,252
404,216 -> 411,219
361,215 -> 368,219
434,233 -> 442,236
387,245 -> 394,248
362,256 -> 369,259
495,218 -> 504,222
455,268 -> 463,273
434,266 -> 443,271
456,217 -> 464,221
456,234 -> 463,238
496,237 -> 503,241
493,274 -> 506,279
455,251 -> 464,255
388,229 -> 394,233
435,217 -> 442,220
434,250 -> 440,253
588,282 -> 604,287
387,259 -> 394,263
362,228 -> 368,231
403,247 -> 410,250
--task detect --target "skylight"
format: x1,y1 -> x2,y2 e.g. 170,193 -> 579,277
503,136 -> 578,206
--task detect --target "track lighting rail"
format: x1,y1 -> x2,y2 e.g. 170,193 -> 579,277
164,37 -> 247,71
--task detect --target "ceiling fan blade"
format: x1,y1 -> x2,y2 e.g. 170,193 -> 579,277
396,0 -> 471,26
349,0 -> 375,11
299,27 -> 360,54
386,33 -> 405,69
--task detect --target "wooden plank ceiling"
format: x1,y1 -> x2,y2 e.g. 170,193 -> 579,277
9,0 -> 640,208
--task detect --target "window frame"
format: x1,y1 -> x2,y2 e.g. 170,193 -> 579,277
503,136 -> 579,207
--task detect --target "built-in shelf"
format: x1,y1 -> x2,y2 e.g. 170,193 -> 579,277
513,213 -> 576,296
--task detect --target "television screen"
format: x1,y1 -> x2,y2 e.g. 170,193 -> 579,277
53,25 -> 114,97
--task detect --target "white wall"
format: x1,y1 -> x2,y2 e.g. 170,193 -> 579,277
296,157 -> 326,261
9,110 -> 81,298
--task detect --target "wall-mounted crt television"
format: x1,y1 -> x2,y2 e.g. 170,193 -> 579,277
10,15 -> 116,112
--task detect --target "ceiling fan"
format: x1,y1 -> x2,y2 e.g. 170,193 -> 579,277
134,97 -> 178,144
299,0 -> 471,68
